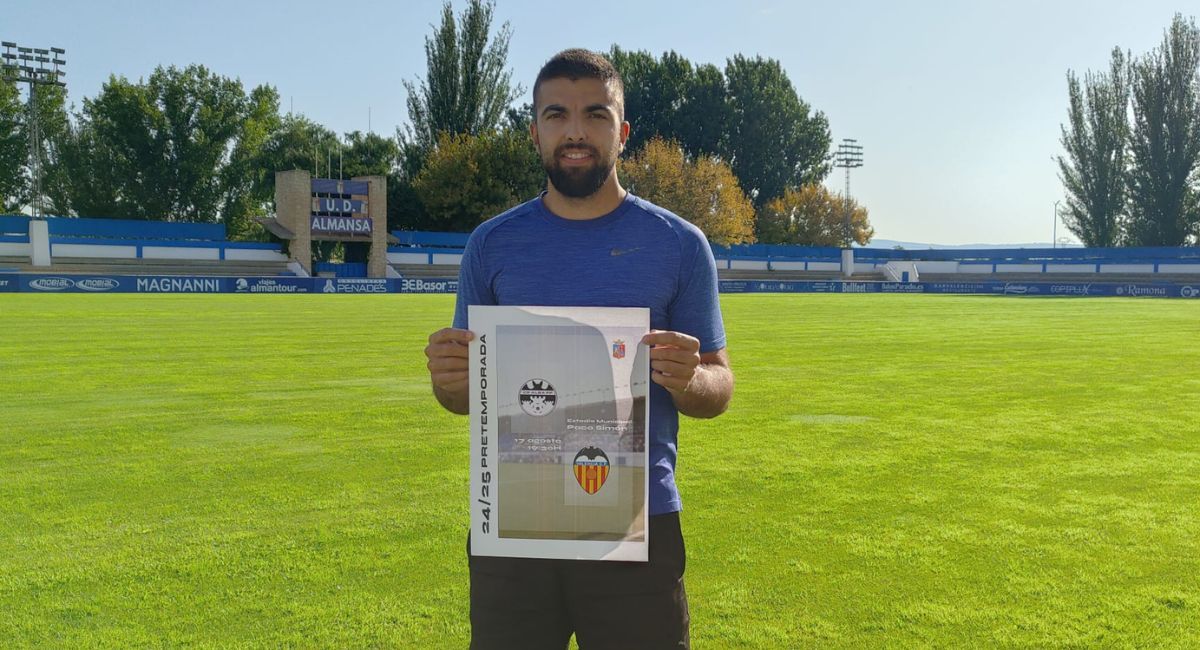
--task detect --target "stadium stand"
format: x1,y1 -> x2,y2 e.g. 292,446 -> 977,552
385,231 -> 1200,284
4,216 -> 1198,286
387,230 -> 469,279
0,215 -> 291,276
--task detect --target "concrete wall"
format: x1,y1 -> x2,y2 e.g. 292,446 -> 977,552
30,219 -> 51,266
0,242 -> 31,257
1158,264 -> 1200,274
142,246 -> 221,260
52,243 -> 138,258
389,252 -> 430,264
1100,264 -> 1155,274
914,261 -> 959,273
225,248 -> 288,262
431,253 -> 463,266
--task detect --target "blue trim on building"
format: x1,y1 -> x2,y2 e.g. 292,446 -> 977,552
0,215 -> 32,234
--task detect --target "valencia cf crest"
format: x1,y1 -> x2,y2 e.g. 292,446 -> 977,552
612,339 -> 626,359
573,447 -> 611,495
518,379 -> 557,416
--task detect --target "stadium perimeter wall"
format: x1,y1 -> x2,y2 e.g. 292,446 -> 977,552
3,273 -> 1198,298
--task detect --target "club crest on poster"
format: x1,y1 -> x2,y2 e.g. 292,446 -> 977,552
612,339 -> 625,359
573,447 -> 611,495
518,379 -> 557,416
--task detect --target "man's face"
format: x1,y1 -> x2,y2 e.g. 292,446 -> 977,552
531,77 -> 630,199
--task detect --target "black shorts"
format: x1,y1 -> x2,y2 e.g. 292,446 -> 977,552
468,512 -> 689,650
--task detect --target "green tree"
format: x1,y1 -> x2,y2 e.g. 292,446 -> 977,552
1126,14 -> 1200,246
1,79 -> 27,211
57,65 -> 277,223
402,0 -> 521,151
218,85 -> 282,239
0,77 -> 71,215
31,84 -> 72,217
620,137 -> 756,245
756,184 -> 873,247
258,114 -> 339,183
412,128 -> 542,232
50,110 -> 122,217
607,49 -> 730,159
340,130 -> 399,179
612,50 -> 831,206
608,47 -> 696,155
1057,48 -> 1130,247
677,63 -> 730,158
389,137 -> 430,232
723,55 -> 831,206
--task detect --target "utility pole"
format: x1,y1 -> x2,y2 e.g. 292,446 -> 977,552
1053,200 -> 1061,249
833,138 -> 864,248
1,41 -> 67,219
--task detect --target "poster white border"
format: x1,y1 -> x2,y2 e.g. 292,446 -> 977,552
468,305 -> 650,561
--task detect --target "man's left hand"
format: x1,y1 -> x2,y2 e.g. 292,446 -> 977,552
641,330 -> 733,419
642,330 -> 701,395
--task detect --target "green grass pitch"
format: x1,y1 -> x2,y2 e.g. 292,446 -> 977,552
1,294 -> 1197,647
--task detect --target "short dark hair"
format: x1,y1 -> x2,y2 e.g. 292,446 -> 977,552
532,48 -> 625,119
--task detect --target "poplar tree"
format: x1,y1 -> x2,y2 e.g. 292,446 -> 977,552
401,0 -> 521,151
1126,14 -> 1200,246
1057,48 -> 1130,247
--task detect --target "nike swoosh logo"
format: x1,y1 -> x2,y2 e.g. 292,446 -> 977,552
610,247 -> 645,256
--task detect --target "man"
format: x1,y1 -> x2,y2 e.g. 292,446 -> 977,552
424,48 -> 733,649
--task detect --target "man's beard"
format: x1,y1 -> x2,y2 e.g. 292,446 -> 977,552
543,144 -> 613,199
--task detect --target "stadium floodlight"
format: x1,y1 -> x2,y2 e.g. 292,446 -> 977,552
1,40 -> 67,219
833,138 -> 865,248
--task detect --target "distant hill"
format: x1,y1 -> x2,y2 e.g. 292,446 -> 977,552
862,239 -> 1083,250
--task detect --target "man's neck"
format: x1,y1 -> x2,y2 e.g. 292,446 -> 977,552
543,174 -> 627,221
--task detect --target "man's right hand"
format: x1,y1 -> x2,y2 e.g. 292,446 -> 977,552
425,327 -> 474,414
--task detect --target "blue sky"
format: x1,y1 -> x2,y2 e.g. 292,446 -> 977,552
5,1 -> 1193,244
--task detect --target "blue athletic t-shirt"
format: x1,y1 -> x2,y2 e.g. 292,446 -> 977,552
452,191 -> 726,515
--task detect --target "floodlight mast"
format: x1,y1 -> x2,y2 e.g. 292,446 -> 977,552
1,40 -> 67,219
833,138 -> 864,248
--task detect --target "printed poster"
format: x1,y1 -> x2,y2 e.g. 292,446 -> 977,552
468,305 -> 650,561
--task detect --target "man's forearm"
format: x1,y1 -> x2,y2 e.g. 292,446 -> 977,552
672,362 -> 733,419
433,383 -> 469,415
